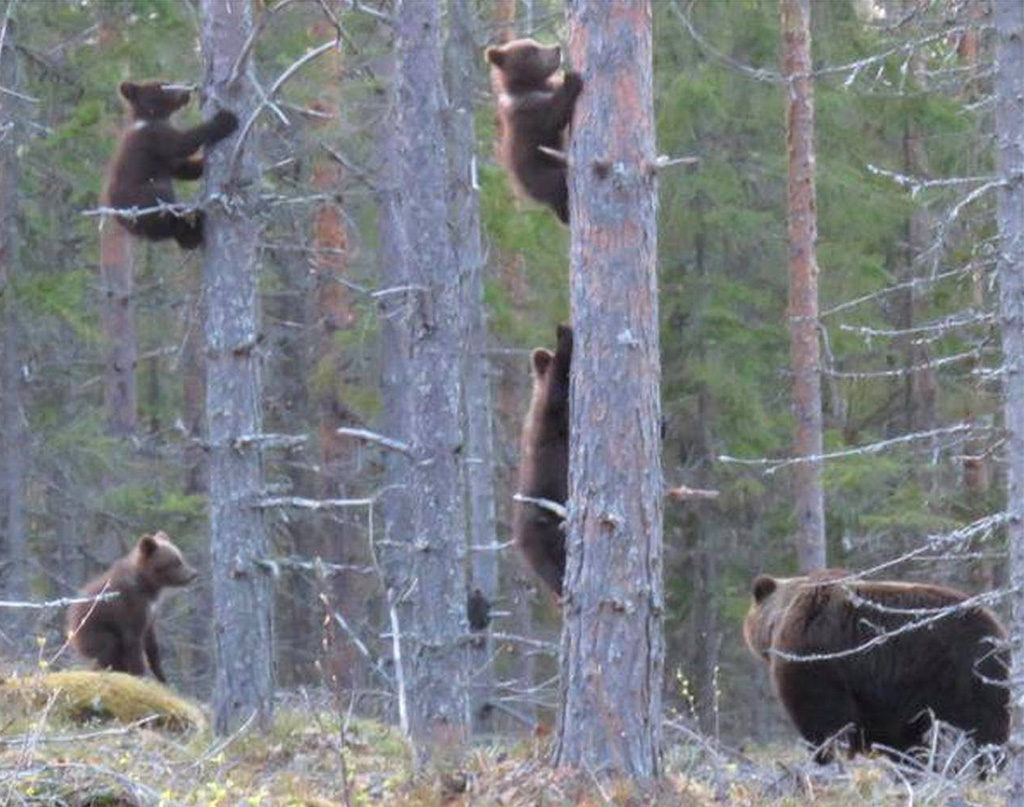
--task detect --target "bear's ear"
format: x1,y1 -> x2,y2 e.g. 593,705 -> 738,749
531,348 -> 554,377
485,46 -> 505,67
137,534 -> 158,558
120,82 -> 139,102
752,575 -> 776,603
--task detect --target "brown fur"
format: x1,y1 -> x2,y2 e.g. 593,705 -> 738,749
513,325 -> 571,595
103,81 -> 237,249
66,531 -> 197,683
743,570 -> 1009,764
485,39 -> 582,224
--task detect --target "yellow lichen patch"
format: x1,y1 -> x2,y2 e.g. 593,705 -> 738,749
2,670 -> 206,732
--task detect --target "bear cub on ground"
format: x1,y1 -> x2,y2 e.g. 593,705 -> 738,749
744,570 -> 1008,766
513,324 -> 571,595
66,531 -> 197,683
486,38 -> 583,224
103,81 -> 237,249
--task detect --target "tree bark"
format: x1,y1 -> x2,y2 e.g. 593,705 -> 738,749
378,0 -> 470,766
556,0 -> 663,780
199,0 -> 273,734
780,0 -> 826,572
99,215 -> 136,437
0,11 -> 27,626
994,0 -> 1024,803
445,0 -> 499,737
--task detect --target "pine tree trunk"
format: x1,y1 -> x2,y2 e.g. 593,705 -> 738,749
378,0 -> 470,766
199,0 -> 273,734
780,0 -> 826,572
0,13 -> 27,624
445,0 -> 499,737
555,0 -> 663,779
100,216 -> 136,437
182,260 -> 207,495
994,0 -> 1024,803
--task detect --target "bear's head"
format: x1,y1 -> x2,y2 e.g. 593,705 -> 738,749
529,324 -> 572,429
134,531 -> 197,590
743,570 -> 848,662
485,38 -> 562,89
120,81 -> 192,121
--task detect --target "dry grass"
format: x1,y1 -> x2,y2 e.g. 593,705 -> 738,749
0,680 -> 1011,806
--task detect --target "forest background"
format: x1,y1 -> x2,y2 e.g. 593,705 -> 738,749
0,0 -> 1004,751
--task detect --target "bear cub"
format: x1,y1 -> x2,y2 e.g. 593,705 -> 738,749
513,324 -> 571,595
66,531 -> 197,683
744,570 -> 1008,766
486,38 -> 583,224
103,81 -> 238,249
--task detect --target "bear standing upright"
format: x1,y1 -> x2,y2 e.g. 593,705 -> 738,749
513,325 -> 571,595
66,531 -> 197,683
743,570 -> 1008,764
103,81 -> 237,249
485,39 -> 583,224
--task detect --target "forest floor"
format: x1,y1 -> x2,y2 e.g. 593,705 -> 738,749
0,672 -> 1009,806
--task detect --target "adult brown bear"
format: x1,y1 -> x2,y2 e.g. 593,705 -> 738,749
66,531 -> 197,683
485,38 -> 583,224
743,570 -> 1008,765
513,325 -> 571,595
103,81 -> 237,249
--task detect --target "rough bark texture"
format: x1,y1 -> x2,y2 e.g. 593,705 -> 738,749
780,0 -> 826,572
182,260 -> 206,495
556,0 -> 663,779
995,0 -> 1024,803
99,212 -> 136,437
0,12 -> 27,623
445,0 -> 499,737
378,0 -> 470,766
199,0 -> 273,735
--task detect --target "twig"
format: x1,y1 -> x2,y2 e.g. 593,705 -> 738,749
666,484 -> 720,501
256,495 -> 376,510
335,427 -> 413,457
718,421 -> 986,474
0,591 -> 118,610
512,493 -> 567,520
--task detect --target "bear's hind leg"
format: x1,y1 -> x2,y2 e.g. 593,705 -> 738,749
173,214 -> 203,250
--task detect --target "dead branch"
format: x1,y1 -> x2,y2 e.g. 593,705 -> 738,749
335,427 -> 413,457
512,493 -> 567,520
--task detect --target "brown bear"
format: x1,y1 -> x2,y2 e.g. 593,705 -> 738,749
485,38 -> 583,224
103,81 -> 237,249
513,324 -> 571,595
743,570 -> 1008,765
66,531 -> 197,683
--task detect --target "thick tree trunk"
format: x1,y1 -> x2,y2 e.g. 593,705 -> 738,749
780,0 -> 826,572
994,0 -> 1024,804
445,0 -> 499,737
199,0 -> 273,734
100,216 -> 136,437
0,13 -> 27,627
556,0 -> 663,780
378,0 -> 470,766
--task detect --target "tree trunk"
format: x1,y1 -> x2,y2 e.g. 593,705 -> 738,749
199,0 -> 273,734
556,0 -> 663,780
378,0 -> 470,766
780,0 -> 826,572
445,0 -> 499,737
100,216 -> 136,437
0,12 -> 27,627
994,0 -> 1024,803
182,259 -> 207,495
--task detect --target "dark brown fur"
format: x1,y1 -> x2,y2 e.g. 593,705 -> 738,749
743,570 -> 1009,764
66,531 -> 197,682
103,81 -> 237,249
485,39 -> 582,224
513,325 -> 571,595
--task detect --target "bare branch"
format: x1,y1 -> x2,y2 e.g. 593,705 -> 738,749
0,591 -> 118,610
335,427 -> 413,456
719,421 -> 988,474
256,495 -> 376,510
666,484 -> 720,501
512,493 -> 567,520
